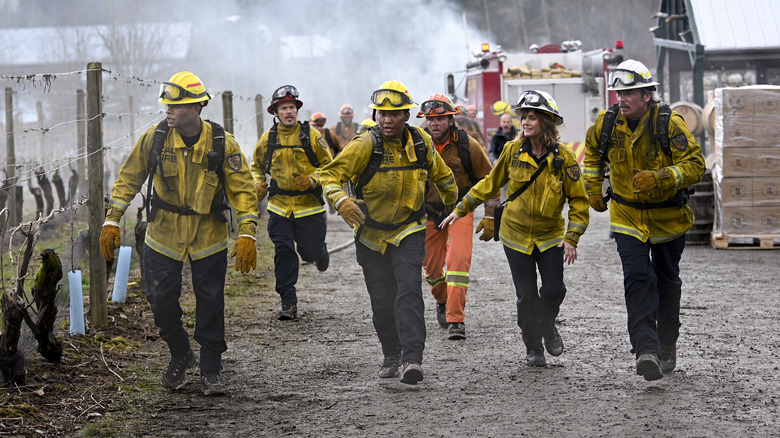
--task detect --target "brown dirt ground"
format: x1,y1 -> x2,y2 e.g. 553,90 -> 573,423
2,208 -> 779,437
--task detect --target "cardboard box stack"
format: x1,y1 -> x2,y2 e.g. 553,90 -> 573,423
713,86 -> 780,240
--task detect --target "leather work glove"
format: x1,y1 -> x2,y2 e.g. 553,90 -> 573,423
229,235 -> 257,273
337,197 -> 366,229
99,224 -> 120,261
255,182 -> 269,202
633,168 -> 658,193
588,194 -> 607,212
292,172 -> 314,191
475,217 -> 494,241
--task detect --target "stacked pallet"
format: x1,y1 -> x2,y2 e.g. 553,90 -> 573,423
712,86 -> 780,248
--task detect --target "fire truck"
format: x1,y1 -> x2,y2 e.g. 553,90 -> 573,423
447,40 -> 624,162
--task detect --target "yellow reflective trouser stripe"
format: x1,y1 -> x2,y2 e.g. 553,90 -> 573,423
446,271 -> 469,287
427,275 -> 445,287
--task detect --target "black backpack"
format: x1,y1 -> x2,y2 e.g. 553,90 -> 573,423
598,103 -> 673,163
264,121 -> 324,205
353,124 -> 429,231
145,120 -> 230,224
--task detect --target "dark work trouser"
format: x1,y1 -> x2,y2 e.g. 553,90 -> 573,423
504,244 -> 566,354
267,211 -> 327,306
144,245 -> 228,374
355,231 -> 426,365
615,234 -> 684,358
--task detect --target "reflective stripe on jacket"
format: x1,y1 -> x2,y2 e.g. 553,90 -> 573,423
320,126 -> 457,254
583,105 -> 705,243
456,140 -> 589,254
107,119 -> 258,261
250,121 -> 333,218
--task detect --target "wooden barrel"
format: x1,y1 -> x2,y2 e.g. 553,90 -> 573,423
702,99 -> 716,134
686,169 -> 714,244
670,101 -> 704,136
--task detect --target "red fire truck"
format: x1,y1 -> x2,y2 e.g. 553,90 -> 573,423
447,40 -> 624,162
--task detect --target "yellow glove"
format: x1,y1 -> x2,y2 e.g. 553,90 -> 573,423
292,172 -> 314,191
229,235 -> 256,273
99,224 -> 120,261
255,182 -> 268,202
475,217 -> 494,241
633,168 -> 658,193
588,194 -> 607,212
337,197 -> 366,228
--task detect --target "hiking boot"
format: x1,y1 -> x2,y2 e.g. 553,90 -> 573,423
636,353 -> 664,381
378,354 -> 401,378
400,362 -> 424,385
201,373 -> 226,396
448,322 -> 466,340
315,246 -> 329,272
543,325 -> 564,357
278,303 -> 298,320
436,302 -> 448,329
660,345 -> 677,374
161,348 -> 196,389
526,349 -> 546,367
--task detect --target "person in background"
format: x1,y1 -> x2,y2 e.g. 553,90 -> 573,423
311,112 -> 342,157
489,113 -> 519,163
331,104 -> 360,147
582,59 -> 705,381
417,94 -> 497,340
251,85 -> 332,321
100,71 -> 258,396
357,117 -> 377,134
441,90 -> 589,368
319,80 -> 457,385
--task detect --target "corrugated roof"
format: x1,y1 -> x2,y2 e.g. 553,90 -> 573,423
690,0 -> 780,52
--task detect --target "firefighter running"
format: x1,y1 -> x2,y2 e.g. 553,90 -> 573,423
319,80 -> 457,385
251,85 -> 333,321
417,93 -> 497,341
100,71 -> 259,396
582,59 -> 705,381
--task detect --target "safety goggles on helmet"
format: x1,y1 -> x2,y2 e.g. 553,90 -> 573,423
607,69 -> 654,88
311,117 -> 326,126
272,85 -> 300,101
517,90 -> 557,113
159,82 -> 209,102
371,88 -> 413,108
420,99 -> 457,116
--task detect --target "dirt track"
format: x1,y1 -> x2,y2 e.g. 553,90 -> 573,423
134,208 -> 779,437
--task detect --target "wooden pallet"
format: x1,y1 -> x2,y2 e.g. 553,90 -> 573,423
711,234 -> 780,249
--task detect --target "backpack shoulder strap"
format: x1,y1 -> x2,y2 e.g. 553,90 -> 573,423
598,103 -> 620,163
206,120 -> 225,173
299,121 -> 320,167
655,104 -> 673,156
145,120 -> 170,218
456,129 -> 476,186
355,127 -> 384,198
409,124 -> 428,170
265,122 -> 277,175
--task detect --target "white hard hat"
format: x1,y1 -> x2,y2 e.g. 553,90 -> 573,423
607,59 -> 659,91
514,90 -> 564,126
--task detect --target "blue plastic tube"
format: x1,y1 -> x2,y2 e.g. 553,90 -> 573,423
68,270 -> 85,335
111,246 -> 132,303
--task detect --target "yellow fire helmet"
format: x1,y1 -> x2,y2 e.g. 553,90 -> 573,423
491,100 -> 511,116
369,80 -> 417,111
159,71 -> 211,106
358,118 -> 377,133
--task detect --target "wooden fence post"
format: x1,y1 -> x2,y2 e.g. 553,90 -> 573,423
255,94 -> 264,139
77,89 -> 86,194
5,87 -> 17,227
222,91 -> 234,133
86,62 -> 107,327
